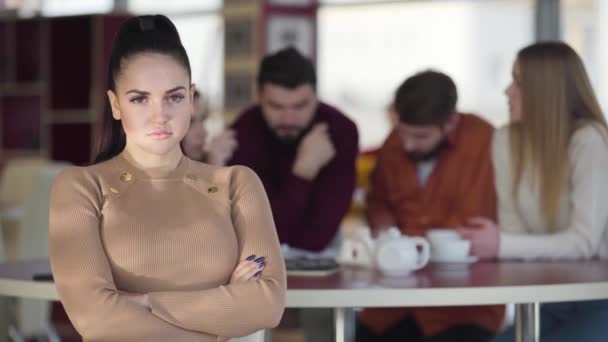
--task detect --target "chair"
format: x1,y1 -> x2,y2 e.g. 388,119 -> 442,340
12,162 -> 69,340
15,162 -> 69,260
0,156 -> 48,261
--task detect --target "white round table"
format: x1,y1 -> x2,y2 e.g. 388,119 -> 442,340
3,259 -> 608,342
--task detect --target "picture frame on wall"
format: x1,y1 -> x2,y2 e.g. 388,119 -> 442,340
267,14 -> 314,57
225,17 -> 255,57
225,72 -> 254,110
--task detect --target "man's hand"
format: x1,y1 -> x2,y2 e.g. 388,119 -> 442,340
292,123 -> 336,180
206,129 -> 238,166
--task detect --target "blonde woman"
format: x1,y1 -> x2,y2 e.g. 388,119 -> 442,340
460,41 -> 608,341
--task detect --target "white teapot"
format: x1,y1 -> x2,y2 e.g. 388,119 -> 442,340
374,227 -> 430,276
338,226 -> 430,276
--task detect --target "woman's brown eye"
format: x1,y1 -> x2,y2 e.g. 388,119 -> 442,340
170,95 -> 184,103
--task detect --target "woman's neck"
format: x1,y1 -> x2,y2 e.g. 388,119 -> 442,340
122,144 -> 183,172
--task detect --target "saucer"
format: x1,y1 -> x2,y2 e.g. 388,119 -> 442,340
430,255 -> 478,264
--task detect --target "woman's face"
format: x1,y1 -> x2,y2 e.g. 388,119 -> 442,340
107,52 -> 193,159
505,59 -> 523,122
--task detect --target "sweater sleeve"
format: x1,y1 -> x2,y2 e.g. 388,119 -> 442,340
49,168 -> 212,342
268,122 -> 359,251
147,166 -> 286,337
499,126 -> 608,260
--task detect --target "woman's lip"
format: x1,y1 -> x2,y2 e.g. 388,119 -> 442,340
148,130 -> 172,140
148,129 -> 171,135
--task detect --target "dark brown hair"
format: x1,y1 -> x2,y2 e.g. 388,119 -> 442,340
257,46 -> 316,90
93,15 -> 191,164
395,70 -> 457,126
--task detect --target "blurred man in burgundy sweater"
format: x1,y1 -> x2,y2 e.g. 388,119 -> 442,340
227,47 -> 359,253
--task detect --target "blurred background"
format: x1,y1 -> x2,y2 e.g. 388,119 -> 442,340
0,0 -> 606,160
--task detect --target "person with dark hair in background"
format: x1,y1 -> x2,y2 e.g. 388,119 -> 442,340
181,90 -> 237,165
49,15 -> 285,341
227,46 -> 359,253
225,46 -> 358,342
357,70 -> 503,342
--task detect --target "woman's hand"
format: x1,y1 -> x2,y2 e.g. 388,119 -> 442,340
457,217 -> 501,260
229,255 -> 266,284
217,255 -> 265,342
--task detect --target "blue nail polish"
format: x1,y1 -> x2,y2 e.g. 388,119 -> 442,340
246,255 -> 256,261
254,256 -> 265,263
257,261 -> 266,269
254,271 -> 262,278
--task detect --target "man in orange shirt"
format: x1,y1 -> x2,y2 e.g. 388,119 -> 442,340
357,71 -> 503,342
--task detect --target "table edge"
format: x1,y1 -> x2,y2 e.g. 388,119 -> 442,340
2,278 -> 608,307
285,282 -> 608,307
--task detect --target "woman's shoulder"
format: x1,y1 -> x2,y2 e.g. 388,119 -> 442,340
569,121 -> 608,161
572,121 -> 608,145
54,159 -> 115,185
493,124 -> 510,143
490,124 -> 511,161
186,159 -> 260,188
51,159 -> 120,203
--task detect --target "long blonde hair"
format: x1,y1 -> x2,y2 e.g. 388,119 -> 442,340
510,41 -> 608,229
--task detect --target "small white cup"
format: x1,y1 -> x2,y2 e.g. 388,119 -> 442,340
430,239 -> 471,262
426,229 -> 461,245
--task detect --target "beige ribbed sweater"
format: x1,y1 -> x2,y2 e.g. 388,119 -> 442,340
49,152 -> 286,341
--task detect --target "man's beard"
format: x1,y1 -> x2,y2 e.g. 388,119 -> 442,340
269,121 -> 314,145
406,136 -> 449,162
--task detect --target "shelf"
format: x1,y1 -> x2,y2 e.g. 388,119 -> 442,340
1,95 -> 41,150
0,82 -> 46,96
49,16 -> 93,110
0,148 -> 44,159
49,123 -> 92,165
0,14 -> 130,165
15,19 -> 42,82
225,58 -> 258,71
45,109 -> 94,124
0,21 -> 8,83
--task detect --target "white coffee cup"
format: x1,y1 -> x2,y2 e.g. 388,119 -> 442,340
426,229 -> 461,245
430,239 -> 471,262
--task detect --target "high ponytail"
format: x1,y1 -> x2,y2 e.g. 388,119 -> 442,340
93,15 -> 191,164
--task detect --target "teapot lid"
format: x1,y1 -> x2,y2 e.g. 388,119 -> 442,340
378,226 -> 401,240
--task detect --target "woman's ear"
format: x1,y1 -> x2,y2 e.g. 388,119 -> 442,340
190,83 -> 196,102
107,90 -> 121,120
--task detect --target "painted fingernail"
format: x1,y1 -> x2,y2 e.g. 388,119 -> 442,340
246,255 -> 256,261
254,271 -> 262,278
257,261 -> 266,269
254,256 -> 265,263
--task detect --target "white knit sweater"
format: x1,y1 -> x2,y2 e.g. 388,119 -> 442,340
493,124 -> 608,260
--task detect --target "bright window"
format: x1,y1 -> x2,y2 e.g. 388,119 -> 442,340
318,0 -> 534,149
562,0 -> 608,115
